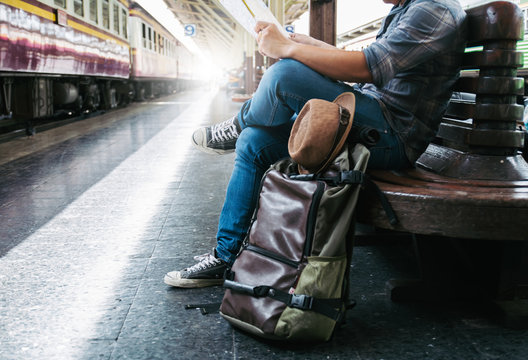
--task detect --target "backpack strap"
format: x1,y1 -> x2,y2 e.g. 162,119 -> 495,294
289,170 -> 399,225
289,170 -> 364,186
363,174 -> 399,225
223,280 -> 343,321
184,303 -> 221,315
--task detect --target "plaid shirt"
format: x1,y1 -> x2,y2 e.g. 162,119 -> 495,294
362,0 -> 467,163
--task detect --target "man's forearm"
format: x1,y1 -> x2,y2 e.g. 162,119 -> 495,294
286,44 -> 373,83
255,21 -> 373,83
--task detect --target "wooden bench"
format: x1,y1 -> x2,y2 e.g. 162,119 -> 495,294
356,1 -> 528,325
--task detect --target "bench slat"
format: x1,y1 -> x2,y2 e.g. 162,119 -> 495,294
462,50 -> 524,69
446,102 -> 524,122
437,123 -> 524,147
474,103 -> 524,121
445,100 -> 474,119
467,128 -> 525,147
454,76 -> 524,95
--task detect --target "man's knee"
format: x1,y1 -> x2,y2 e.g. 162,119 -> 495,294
235,127 -> 267,159
260,59 -> 309,90
235,128 -> 254,155
266,58 -> 303,76
235,127 -> 289,168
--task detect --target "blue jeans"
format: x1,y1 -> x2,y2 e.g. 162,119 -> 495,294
215,59 -> 410,265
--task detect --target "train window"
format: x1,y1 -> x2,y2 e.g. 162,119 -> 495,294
54,0 -> 66,8
122,9 -> 128,39
89,0 -> 97,22
73,0 -> 83,16
113,3 -> 119,33
142,23 -> 146,48
158,34 -> 162,54
102,0 -> 109,29
153,31 -> 157,52
148,27 -> 152,50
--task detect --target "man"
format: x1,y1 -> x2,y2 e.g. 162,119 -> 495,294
164,0 -> 467,288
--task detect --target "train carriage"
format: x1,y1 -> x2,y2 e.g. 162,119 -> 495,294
128,2 -> 186,99
0,0 -> 197,136
175,38 -> 196,86
0,0 -> 130,77
0,0 -> 132,130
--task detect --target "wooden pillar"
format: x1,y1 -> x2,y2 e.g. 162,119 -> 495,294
309,0 -> 337,45
244,32 -> 256,94
268,0 -> 284,27
254,51 -> 264,89
255,51 -> 264,69
244,54 -> 254,94
267,0 -> 285,67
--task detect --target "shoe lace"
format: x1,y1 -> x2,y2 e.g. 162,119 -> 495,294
186,253 -> 221,272
210,117 -> 239,143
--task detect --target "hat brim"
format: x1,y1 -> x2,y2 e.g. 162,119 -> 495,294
333,92 -> 356,114
313,92 -> 356,173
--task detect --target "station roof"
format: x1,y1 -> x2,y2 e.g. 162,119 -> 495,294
163,0 -> 309,67
337,17 -> 383,48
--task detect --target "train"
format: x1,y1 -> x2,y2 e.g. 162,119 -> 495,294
0,0 -> 200,135
514,0 -> 528,76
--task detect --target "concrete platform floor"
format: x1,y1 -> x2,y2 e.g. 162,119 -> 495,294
0,89 -> 527,359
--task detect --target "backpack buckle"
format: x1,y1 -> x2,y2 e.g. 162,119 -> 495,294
339,171 -> 364,185
289,294 -> 314,310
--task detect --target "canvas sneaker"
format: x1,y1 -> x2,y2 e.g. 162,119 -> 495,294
191,116 -> 241,155
164,249 -> 227,288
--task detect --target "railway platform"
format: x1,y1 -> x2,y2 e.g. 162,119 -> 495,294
0,89 -> 527,359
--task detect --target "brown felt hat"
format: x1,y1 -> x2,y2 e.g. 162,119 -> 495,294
288,92 -> 355,174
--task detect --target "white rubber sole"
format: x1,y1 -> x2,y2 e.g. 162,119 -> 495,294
191,127 -> 236,155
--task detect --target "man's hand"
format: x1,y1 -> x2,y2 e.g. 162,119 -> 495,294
255,21 -> 294,59
289,33 -> 336,50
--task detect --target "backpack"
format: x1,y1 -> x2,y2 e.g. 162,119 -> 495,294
219,143 -> 371,341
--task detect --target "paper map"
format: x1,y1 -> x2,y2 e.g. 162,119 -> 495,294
219,0 -> 288,38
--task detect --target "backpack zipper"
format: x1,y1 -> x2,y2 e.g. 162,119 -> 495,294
303,181 -> 325,257
244,244 -> 299,268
